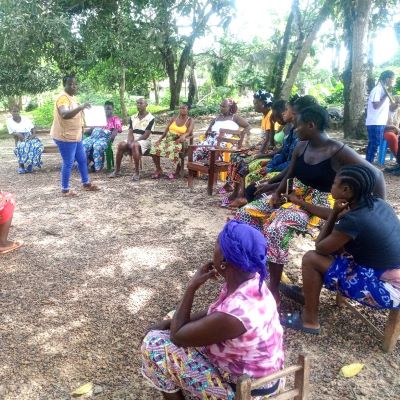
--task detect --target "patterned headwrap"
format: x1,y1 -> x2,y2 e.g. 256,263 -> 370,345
218,220 -> 268,292
254,89 -> 274,108
224,98 -> 238,115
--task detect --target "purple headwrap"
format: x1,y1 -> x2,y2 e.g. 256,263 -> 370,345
218,220 -> 268,292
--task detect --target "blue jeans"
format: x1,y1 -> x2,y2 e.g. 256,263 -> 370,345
366,125 -> 385,163
54,140 -> 90,191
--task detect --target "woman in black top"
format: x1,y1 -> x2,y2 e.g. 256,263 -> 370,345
235,105 -> 386,305
282,165 -> 400,334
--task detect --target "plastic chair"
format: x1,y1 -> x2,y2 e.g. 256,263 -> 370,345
377,138 -> 394,165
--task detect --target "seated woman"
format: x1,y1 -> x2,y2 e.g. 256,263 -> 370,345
230,95 -> 317,209
282,165 -> 400,334
83,101 -> 122,172
150,104 -> 194,179
235,105 -> 386,305
221,95 -> 283,207
0,192 -> 22,254
192,98 -> 249,163
141,220 -> 284,400
6,105 -> 44,174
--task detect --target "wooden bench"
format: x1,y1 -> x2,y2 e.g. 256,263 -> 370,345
236,353 -> 310,400
336,294 -> 400,353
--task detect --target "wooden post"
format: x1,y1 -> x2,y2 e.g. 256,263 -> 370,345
235,374 -> 252,400
294,353 -> 310,400
208,150 -> 216,195
383,309 -> 400,353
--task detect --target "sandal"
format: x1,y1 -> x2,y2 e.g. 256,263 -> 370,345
220,196 -> 230,208
280,311 -> 320,335
132,173 -> 140,182
0,241 -> 23,255
166,173 -> 176,180
83,183 -> 100,191
62,189 -> 78,197
151,173 -> 162,179
18,168 -> 26,174
279,283 -> 305,305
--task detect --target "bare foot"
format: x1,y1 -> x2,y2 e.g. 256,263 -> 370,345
228,198 -> 248,209
109,170 -> 121,178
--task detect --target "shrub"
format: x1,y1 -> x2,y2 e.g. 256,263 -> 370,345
25,100 -> 38,112
29,101 -> 54,128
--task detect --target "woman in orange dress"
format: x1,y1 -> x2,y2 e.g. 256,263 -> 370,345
0,192 -> 22,254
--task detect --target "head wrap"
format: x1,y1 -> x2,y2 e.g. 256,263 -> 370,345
225,98 -> 238,115
218,220 -> 268,292
254,89 -> 274,108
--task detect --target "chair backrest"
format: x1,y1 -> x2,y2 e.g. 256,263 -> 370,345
235,354 -> 310,400
216,128 -> 245,149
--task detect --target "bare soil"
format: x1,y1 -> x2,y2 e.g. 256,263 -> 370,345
0,127 -> 399,400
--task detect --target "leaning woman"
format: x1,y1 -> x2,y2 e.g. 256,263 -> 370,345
282,165 -> 400,334
7,105 -> 44,174
150,103 -> 194,179
141,220 -> 284,399
50,75 -> 100,196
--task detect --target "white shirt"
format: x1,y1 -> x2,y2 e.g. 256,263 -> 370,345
7,116 -> 34,136
366,84 -> 390,126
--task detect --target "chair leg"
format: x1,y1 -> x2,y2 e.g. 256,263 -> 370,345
207,173 -> 215,195
188,170 -> 194,189
383,309 -> 400,353
294,353 -> 310,400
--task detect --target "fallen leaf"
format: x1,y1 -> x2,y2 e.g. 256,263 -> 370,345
71,382 -> 93,397
340,363 -> 364,378
281,272 -> 292,284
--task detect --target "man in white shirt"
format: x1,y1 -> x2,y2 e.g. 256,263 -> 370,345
365,70 -> 397,163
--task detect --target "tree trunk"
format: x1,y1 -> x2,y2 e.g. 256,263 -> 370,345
187,61 -> 198,108
152,77 -> 159,105
280,0 -> 335,99
119,65 -> 128,123
272,0 -> 296,99
344,0 -> 372,139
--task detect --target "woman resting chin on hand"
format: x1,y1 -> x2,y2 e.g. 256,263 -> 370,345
141,220 -> 284,400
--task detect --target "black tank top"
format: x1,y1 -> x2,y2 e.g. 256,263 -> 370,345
294,142 -> 345,193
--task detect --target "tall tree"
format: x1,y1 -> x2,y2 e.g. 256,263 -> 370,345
279,0 -> 336,99
343,0 -> 372,139
146,0 -> 234,109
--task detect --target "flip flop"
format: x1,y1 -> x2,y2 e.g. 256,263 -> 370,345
0,241 -> 23,255
279,283 -> 305,305
26,165 -> 33,173
62,189 -> 78,197
151,173 -> 162,179
166,173 -> 176,180
220,196 -> 230,208
132,173 -> 140,181
280,311 -> 320,335
83,183 -> 100,191
18,168 -> 26,174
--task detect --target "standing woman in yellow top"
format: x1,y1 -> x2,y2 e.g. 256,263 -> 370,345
50,76 -> 100,196
150,104 -> 194,179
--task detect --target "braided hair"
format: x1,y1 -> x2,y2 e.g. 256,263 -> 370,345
337,165 -> 376,208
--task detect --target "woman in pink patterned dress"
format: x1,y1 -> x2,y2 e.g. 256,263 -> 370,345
0,192 -> 22,254
141,220 -> 284,399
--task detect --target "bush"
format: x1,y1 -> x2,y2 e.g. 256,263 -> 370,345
29,101 -> 54,128
324,81 -> 344,106
25,100 -> 38,112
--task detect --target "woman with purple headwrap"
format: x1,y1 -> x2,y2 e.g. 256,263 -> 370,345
141,220 -> 284,400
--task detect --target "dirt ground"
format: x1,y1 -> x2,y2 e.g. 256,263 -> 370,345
0,127 -> 399,400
